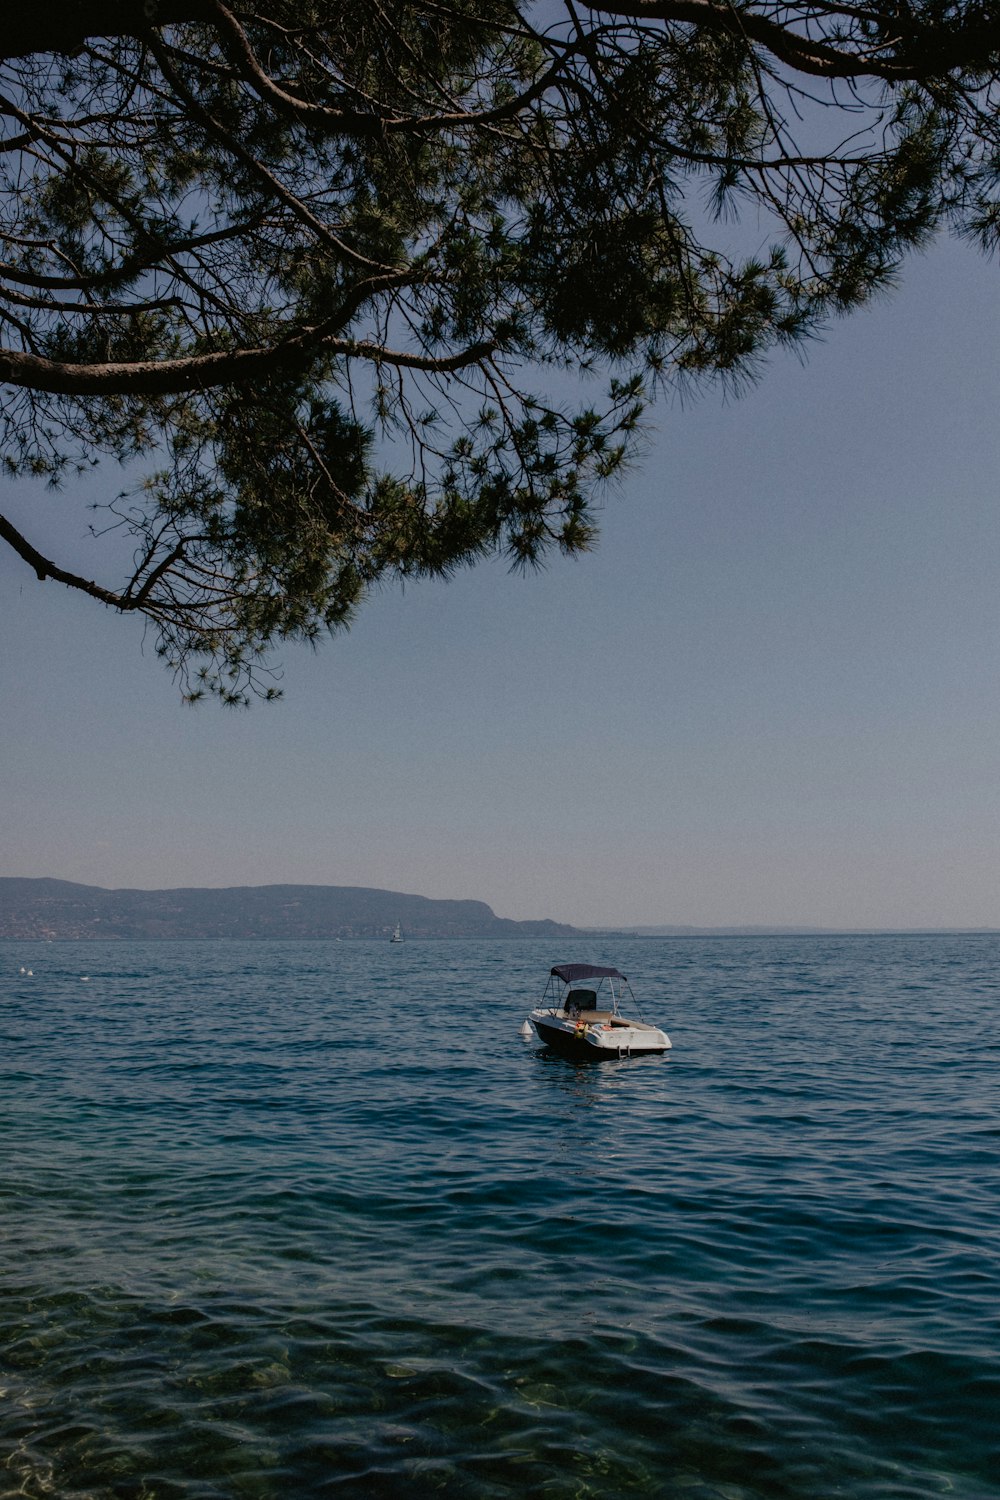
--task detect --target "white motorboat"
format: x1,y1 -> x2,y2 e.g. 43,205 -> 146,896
527,963 -> 671,1058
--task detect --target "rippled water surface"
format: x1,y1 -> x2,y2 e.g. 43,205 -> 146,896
2,935 -> 999,1499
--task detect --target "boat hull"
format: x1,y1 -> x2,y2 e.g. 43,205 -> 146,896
531,1013 -> 670,1058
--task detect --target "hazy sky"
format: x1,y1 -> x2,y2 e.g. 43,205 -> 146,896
2,238 -> 998,929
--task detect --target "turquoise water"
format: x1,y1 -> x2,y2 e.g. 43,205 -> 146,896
2,935 -> 999,1499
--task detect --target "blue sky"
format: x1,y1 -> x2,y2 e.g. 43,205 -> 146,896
2,237 -> 998,929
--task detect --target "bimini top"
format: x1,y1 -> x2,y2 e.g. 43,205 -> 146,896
550,963 -> 626,985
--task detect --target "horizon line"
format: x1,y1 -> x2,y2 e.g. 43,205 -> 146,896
1,877 -> 996,935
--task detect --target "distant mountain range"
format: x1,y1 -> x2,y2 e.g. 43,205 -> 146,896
0,878 -> 579,942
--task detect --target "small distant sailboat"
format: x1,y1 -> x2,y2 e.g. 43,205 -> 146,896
390,923 -> 403,943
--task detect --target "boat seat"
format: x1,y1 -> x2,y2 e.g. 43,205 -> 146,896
565,989 -> 598,1007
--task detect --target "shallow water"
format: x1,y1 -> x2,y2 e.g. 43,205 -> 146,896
2,935 -> 999,1498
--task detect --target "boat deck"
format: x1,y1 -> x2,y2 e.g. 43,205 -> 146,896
553,1009 -> 662,1033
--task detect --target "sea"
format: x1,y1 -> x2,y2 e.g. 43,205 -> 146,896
1,935 -> 998,1500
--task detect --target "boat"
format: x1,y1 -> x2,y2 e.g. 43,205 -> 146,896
390,923 -> 403,943
526,963 -> 670,1058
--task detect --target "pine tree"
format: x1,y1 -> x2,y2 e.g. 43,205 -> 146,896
2,2 -> 997,700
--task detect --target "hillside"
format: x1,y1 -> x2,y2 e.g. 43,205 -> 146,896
0,878 -> 577,941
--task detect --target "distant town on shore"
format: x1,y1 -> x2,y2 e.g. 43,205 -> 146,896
0,878 -> 580,942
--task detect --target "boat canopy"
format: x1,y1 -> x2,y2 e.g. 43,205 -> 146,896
550,963 -> 626,984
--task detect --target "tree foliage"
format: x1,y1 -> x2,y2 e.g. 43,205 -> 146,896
1,0 -> 997,700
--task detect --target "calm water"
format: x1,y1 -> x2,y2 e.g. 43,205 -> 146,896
2,936 -> 999,1499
